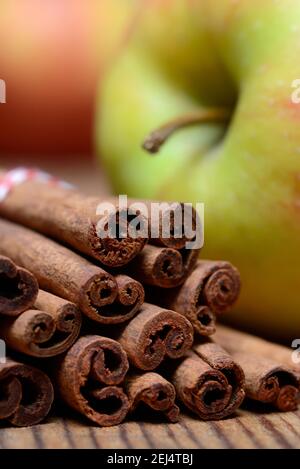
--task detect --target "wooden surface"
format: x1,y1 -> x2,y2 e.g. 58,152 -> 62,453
1,409 -> 300,449
0,158 -> 299,449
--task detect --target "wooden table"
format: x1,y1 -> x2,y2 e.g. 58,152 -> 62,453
0,158 -> 299,449
1,410 -> 299,449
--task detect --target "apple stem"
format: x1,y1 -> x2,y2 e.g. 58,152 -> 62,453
142,108 -> 231,154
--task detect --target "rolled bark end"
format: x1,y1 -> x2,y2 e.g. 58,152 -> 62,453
89,338 -> 129,385
56,302 -> 82,334
82,274 -> 144,325
195,306 -> 216,336
175,357 -> 244,420
92,208 -> 148,268
99,275 -> 145,325
80,272 -> 118,322
151,248 -> 184,287
55,336 -> 129,426
126,372 -> 180,423
0,302 -> 82,358
87,386 -> 130,427
0,256 -> 38,316
147,265 -> 220,337
276,385 -> 299,412
171,342 -> 245,420
217,347 -> 299,412
257,374 -> 280,403
103,275 -> 145,324
117,275 -> 142,306
193,372 -> 232,416
125,245 -> 184,288
119,303 -> 194,370
151,203 -> 199,250
203,265 -> 241,313
0,359 -> 54,426
125,244 -> 198,289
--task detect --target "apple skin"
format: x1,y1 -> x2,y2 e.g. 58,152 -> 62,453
0,0 -> 131,157
97,0 -> 300,338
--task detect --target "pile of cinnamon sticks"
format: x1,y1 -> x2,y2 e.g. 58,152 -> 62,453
0,172 -> 298,427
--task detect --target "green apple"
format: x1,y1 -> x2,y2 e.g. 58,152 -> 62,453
97,0 -> 300,338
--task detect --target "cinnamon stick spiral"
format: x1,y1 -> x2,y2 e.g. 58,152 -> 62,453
98,275 -> 144,324
196,261 -> 241,313
170,341 -> 245,420
54,335 -> 130,426
215,326 -> 300,412
0,290 -> 82,357
231,353 -> 299,412
126,372 -> 180,423
0,358 -> 54,426
148,260 -> 241,336
125,244 -> 198,288
116,303 -> 194,370
128,199 -> 199,249
0,255 -> 38,316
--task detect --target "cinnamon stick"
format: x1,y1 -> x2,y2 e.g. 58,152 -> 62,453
129,199 -> 199,249
54,335 -> 130,426
0,358 -> 54,426
147,260 -> 241,336
101,274 -> 145,324
125,372 -> 180,423
0,290 -> 82,357
0,255 -> 38,317
0,171 -> 148,267
215,325 -> 300,378
168,340 -> 245,420
124,244 -> 198,288
115,303 -> 194,370
214,326 -> 300,411
0,219 -> 144,324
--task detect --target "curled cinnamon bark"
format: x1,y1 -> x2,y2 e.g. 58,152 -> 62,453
147,260 -> 240,336
0,220 -> 145,325
195,261 -> 241,314
214,326 -> 299,412
125,244 -> 197,288
0,174 -> 148,267
0,219 -> 138,324
99,275 -> 144,324
0,290 -> 82,357
116,303 -> 194,370
148,289 -> 216,337
54,335 -> 130,426
125,372 -> 179,423
0,255 -> 38,317
226,352 -> 298,412
215,325 -> 300,379
0,358 -> 54,426
170,341 -> 245,420
127,199 -> 200,249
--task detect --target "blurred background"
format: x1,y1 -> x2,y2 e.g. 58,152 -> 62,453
0,0 -> 133,192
